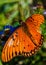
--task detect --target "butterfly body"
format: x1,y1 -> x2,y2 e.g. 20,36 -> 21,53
2,14 -> 44,62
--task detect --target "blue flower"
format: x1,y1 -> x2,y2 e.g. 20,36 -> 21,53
0,25 -> 20,46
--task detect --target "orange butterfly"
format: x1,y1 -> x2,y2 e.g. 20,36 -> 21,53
2,14 -> 44,62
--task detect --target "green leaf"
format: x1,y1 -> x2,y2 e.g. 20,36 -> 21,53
0,60 -> 3,65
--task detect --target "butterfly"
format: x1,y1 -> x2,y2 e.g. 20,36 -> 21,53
2,14 -> 44,62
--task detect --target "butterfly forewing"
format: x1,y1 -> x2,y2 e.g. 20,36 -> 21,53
2,27 -> 20,62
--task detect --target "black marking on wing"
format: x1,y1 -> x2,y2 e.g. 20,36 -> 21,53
31,16 -> 34,21
22,35 -> 43,56
38,35 -> 43,47
11,35 -> 15,41
22,22 -> 37,46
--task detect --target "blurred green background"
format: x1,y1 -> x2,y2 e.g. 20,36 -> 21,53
0,0 -> 46,65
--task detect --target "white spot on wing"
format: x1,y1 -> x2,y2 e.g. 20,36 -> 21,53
17,39 -> 19,45
8,39 -> 14,47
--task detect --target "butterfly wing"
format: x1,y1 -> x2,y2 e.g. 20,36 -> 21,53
2,25 -> 43,62
2,14 -> 44,62
26,14 -> 44,30
2,27 -> 23,62
21,22 -> 43,56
